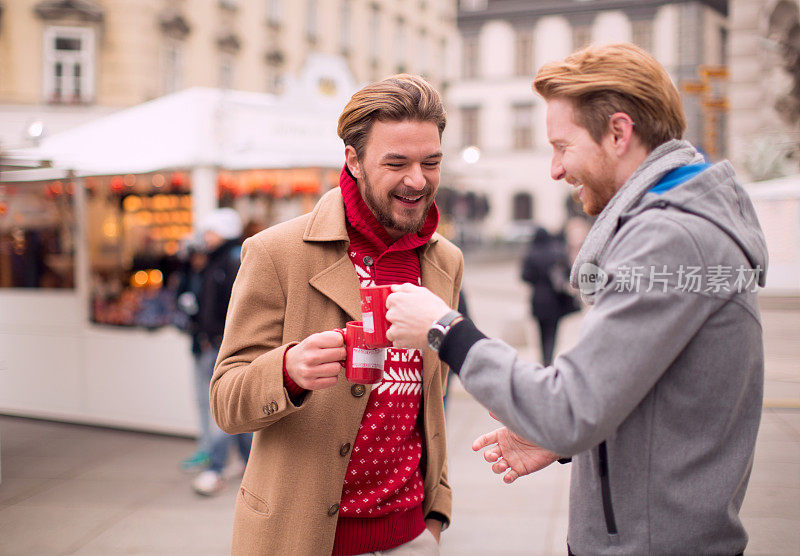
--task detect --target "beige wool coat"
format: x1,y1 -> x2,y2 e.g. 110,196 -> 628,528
210,187 -> 463,556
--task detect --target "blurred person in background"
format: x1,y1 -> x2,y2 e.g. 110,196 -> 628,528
209,75 -> 462,555
384,43 -> 767,555
188,208 -> 252,496
521,227 -> 579,366
176,236 -> 210,471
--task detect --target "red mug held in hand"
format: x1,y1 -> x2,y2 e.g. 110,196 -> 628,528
334,321 -> 385,384
359,285 -> 393,348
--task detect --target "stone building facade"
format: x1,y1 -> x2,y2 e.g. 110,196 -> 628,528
728,0 -> 800,181
0,0 -> 457,149
443,0 -> 728,238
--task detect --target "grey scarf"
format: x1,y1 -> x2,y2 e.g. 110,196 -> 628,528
570,139 -> 705,304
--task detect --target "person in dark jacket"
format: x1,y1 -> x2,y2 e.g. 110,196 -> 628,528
190,208 -> 252,496
176,240 -> 210,471
521,228 -> 579,365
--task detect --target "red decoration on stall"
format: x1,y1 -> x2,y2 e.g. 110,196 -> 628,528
110,176 -> 125,193
217,172 -> 240,198
258,170 -> 275,195
290,169 -> 321,194
0,202 -> 7,215
292,180 -> 320,194
170,171 -> 188,192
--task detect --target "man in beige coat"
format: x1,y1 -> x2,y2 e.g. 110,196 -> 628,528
211,75 -> 463,555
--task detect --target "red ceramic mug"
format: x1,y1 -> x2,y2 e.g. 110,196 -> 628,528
359,285 -> 393,348
334,321 -> 385,384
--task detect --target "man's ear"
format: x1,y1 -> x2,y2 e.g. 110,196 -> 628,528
345,146 -> 362,179
607,112 -> 635,154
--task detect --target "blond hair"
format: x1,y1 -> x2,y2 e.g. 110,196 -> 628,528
337,74 -> 446,158
533,43 -> 686,151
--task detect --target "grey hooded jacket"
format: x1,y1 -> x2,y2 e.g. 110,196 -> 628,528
441,160 -> 767,555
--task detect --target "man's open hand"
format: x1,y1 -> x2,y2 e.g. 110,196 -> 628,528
472,426 -> 560,484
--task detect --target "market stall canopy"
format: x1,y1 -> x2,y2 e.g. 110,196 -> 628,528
745,173 -> 800,200
745,173 -> 800,293
11,54 -> 359,176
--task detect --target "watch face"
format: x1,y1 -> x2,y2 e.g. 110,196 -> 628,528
428,327 -> 444,351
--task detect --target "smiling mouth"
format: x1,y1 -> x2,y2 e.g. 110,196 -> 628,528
393,193 -> 425,205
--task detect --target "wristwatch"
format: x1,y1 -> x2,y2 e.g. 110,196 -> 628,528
427,310 -> 464,352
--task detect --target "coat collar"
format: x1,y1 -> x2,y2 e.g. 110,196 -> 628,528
306,187 -> 452,356
302,187 -> 351,243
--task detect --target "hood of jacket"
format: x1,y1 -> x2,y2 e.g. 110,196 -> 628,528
624,160 -> 768,286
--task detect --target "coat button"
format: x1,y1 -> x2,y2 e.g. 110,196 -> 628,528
339,443 -> 351,457
328,503 -> 340,516
351,384 -> 365,397
362,255 -> 374,267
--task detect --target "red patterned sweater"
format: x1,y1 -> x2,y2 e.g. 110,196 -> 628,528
334,167 -> 438,555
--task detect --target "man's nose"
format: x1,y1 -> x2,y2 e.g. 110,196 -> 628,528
551,157 -> 566,181
403,165 -> 426,190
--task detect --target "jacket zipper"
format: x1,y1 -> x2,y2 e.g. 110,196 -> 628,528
598,441 -> 618,535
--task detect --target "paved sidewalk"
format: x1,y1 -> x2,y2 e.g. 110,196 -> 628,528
0,258 -> 797,555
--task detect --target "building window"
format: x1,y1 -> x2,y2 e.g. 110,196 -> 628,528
162,40 -> 183,94
461,106 -> 480,148
512,192 -> 533,221
512,103 -> 533,150
267,0 -> 282,26
631,19 -> 653,52
395,17 -> 407,73
515,29 -> 533,77
42,26 -> 95,104
461,0 -> 487,10
265,60 -> 283,93
440,37 -> 447,82
572,24 -> 591,50
417,28 -> 429,77
306,0 -> 318,43
462,34 -> 479,79
719,26 -> 728,65
369,5 -> 381,71
340,0 -> 351,54
219,54 -> 234,89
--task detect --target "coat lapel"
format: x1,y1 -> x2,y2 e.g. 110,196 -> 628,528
309,254 -> 362,322
302,188 -> 362,322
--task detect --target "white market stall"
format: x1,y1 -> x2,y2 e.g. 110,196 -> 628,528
0,55 -> 357,434
746,174 -> 800,296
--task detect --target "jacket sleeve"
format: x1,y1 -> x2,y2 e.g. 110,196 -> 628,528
210,234 -> 306,434
454,214 -> 728,456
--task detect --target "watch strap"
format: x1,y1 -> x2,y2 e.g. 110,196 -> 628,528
436,310 -> 462,328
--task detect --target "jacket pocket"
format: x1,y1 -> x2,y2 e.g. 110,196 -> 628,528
239,486 -> 271,516
598,441 -> 618,535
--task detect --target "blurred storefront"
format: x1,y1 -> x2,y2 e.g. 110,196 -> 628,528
0,56 -> 355,434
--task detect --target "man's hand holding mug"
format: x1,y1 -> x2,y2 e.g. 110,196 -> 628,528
284,331 -> 347,390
